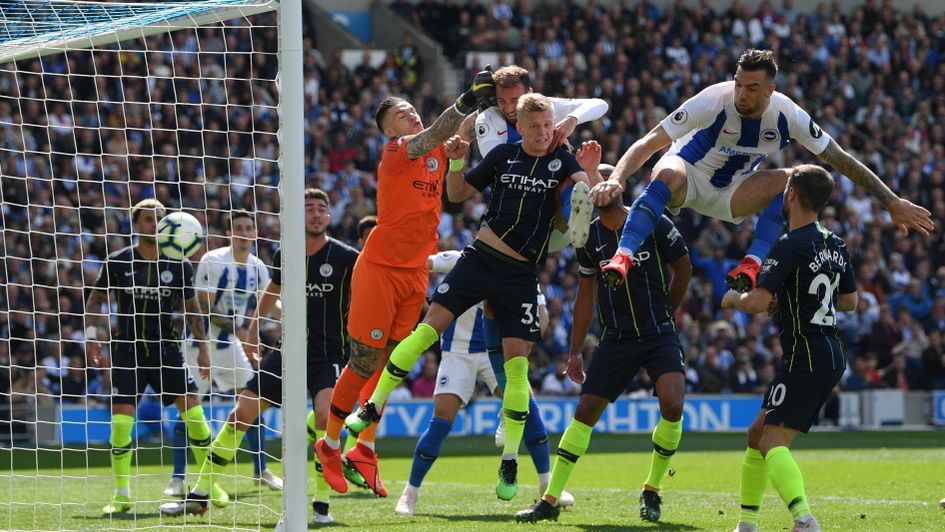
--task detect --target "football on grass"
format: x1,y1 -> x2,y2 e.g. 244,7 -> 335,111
157,212 -> 204,260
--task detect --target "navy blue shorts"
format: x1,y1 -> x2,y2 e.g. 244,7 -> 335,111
245,350 -> 344,407
582,333 -> 685,403
762,370 -> 842,433
111,342 -> 196,407
431,241 -> 540,342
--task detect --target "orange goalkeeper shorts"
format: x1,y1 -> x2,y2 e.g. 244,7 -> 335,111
347,257 -> 428,349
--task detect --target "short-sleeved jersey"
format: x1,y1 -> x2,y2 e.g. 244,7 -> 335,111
272,238 -> 359,359
361,136 -> 446,269
465,143 -> 582,263
93,245 -> 195,351
193,246 -> 270,347
661,81 -> 831,188
476,97 -> 609,157
577,216 -> 688,339
440,303 -> 486,354
757,222 -> 856,373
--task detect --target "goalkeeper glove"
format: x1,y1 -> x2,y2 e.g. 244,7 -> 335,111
455,65 -> 495,115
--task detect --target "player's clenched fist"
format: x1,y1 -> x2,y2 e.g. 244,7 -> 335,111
443,135 -> 469,161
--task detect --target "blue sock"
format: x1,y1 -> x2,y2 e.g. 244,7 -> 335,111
484,317 -> 506,391
408,417 -> 452,488
561,184 -> 574,224
523,397 -> 550,474
618,180 -> 671,253
247,418 -> 265,474
172,417 -> 186,478
746,192 -> 785,262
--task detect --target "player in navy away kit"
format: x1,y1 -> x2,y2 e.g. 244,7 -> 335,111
722,165 -> 857,532
161,189 -> 359,524
516,164 -> 693,524
346,93 -> 599,500
84,199 -> 217,514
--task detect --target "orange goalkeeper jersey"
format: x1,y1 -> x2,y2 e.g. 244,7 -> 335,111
361,135 -> 446,269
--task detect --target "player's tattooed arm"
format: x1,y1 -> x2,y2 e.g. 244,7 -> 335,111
457,111 -> 479,145
818,138 -> 934,236
406,106 -> 466,159
348,339 -> 386,378
817,138 -> 894,206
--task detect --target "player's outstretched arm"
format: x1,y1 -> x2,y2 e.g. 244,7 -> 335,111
406,68 -> 495,159
590,125 -> 672,205
667,254 -> 693,312
84,288 -> 109,367
550,97 -> 609,149
817,138 -> 934,236
721,287 -> 773,314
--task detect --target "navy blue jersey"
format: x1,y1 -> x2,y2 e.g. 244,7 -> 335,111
577,215 -> 688,339
93,245 -> 195,352
758,222 -> 856,373
465,143 -> 581,263
272,238 -> 359,360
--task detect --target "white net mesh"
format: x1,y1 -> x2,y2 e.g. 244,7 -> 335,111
0,1 -> 291,529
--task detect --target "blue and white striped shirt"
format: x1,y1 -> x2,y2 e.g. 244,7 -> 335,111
661,81 -> 831,188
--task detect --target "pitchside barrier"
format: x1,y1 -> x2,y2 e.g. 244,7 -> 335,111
26,390 -> 939,446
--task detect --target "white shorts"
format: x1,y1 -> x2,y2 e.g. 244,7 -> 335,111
183,338 -> 254,396
433,351 -> 498,407
664,155 -> 752,224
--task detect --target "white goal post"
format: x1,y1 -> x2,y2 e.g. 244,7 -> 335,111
0,0 -> 307,530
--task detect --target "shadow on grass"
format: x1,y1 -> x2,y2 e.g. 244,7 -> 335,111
422,512 -> 524,523
574,522 -> 702,531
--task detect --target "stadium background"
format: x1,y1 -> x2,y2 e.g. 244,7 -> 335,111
3,0 -> 945,447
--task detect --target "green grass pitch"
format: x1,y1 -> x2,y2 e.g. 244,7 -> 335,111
1,431 -> 943,530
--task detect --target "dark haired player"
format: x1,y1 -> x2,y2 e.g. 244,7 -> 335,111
591,48 -> 932,291
516,164 -> 692,524
722,165 -> 857,532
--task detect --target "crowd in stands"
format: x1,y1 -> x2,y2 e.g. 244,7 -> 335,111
2,0 -> 945,419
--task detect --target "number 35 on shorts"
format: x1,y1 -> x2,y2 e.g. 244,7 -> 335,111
521,303 -> 540,332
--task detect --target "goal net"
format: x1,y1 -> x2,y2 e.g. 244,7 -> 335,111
0,0 -> 309,530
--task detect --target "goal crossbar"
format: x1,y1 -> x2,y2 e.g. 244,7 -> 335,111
0,0 -> 276,63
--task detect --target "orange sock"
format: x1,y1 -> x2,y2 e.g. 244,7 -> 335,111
326,367 -> 368,441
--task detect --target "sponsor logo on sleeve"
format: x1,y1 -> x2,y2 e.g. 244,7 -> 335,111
808,118 -> 823,139
670,109 -> 688,125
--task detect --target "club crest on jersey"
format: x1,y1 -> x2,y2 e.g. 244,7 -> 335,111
425,157 -> 440,173
671,109 -> 688,124
319,264 -> 333,277
160,270 -> 174,283
439,375 -> 449,385
477,123 -> 490,137
761,128 -> 779,142
437,283 -> 450,294
371,328 -> 383,340
548,159 -> 562,172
